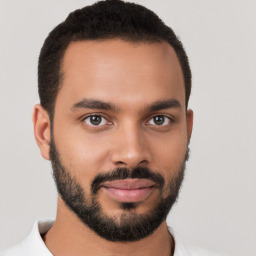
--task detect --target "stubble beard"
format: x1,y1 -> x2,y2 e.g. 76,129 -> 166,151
49,138 -> 189,242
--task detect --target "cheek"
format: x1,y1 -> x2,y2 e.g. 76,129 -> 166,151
53,127 -> 111,193
149,125 -> 188,178
150,134 -> 187,198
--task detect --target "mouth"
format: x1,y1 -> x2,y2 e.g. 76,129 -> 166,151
102,179 -> 155,203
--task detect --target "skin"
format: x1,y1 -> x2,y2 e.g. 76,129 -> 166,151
33,39 -> 193,256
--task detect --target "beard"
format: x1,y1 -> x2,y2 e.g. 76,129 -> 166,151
49,138 -> 189,242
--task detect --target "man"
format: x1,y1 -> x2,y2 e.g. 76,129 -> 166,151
1,0 -> 225,255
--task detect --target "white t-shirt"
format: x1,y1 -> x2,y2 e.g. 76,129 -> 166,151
0,220 -> 226,256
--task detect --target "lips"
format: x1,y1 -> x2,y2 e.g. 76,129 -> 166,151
102,179 -> 155,203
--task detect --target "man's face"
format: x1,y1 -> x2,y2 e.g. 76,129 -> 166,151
50,40 -> 192,241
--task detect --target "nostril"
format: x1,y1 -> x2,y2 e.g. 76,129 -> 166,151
115,161 -> 126,165
139,159 -> 149,166
114,161 -> 150,173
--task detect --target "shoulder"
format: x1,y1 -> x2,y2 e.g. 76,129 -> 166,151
0,220 -> 54,256
0,235 -> 33,256
177,242 -> 228,256
0,243 -> 25,256
171,229 -> 228,256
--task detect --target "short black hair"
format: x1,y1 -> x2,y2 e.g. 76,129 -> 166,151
38,0 -> 191,119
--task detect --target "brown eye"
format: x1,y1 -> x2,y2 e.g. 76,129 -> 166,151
148,115 -> 171,126
84,115 -> 107,126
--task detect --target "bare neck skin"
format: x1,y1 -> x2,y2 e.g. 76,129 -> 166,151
43,197 -> 174,256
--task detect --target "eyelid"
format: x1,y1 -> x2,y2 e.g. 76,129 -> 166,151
81,113 -> 113,126
80,113 -> 174,128
146,114 -> 174,126
80,112 -> 110,120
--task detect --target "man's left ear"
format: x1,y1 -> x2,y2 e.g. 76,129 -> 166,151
32,104 -> 51,160
186,109 -> 193,142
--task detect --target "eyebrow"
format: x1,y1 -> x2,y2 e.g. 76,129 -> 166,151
148,99 -> 181,112
71,98 -> 118,111
71,98 -> 181,112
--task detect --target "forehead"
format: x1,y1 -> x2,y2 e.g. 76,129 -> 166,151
58,39 -> 185,110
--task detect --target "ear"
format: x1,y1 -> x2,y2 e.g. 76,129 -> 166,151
32,104 -> 51,160
186,109 -> 193,143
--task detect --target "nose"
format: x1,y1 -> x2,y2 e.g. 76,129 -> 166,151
110,124 -> 151,169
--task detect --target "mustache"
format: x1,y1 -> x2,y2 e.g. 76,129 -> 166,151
91,167 -> 165,194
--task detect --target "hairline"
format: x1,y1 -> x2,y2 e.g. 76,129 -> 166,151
49,37 -> 187,123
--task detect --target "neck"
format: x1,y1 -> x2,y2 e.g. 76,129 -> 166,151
43,197 -> 174,256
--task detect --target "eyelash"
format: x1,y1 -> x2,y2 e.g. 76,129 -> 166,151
147,115 -> 173,126
82,114 -> 173,128
83,114 -> 111,127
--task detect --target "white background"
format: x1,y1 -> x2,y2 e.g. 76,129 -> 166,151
0,0 -> 255,255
